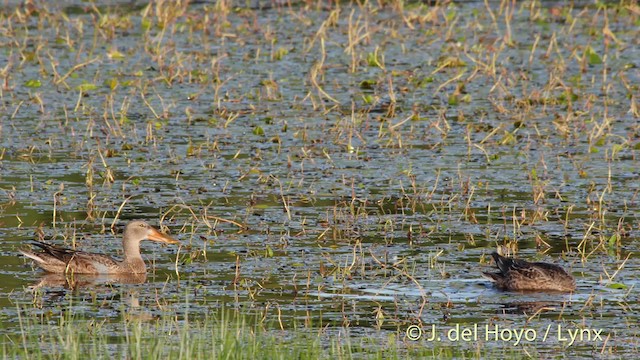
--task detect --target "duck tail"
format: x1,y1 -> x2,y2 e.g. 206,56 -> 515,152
481,272 -> 501,282
491,252 -> 514,273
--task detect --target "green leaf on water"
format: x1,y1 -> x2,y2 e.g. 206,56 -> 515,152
141,18 -> 152,31
273,47 -> 288,61
359,79 -> 376,89
611,143 -> 624,157
607,233 -> 619,248
265,245 -> 274,258
558,90 -> 579,103
107,49 -> 126,60
253,126 -> 265,136
22,51 -> 36,62
607,283 -> 627,290
366,52 -> 382,68
445,9 -> 457,21
586,46 -> 602,65
500,131 -> 516,145
362,94 -> 374,104
24,79 -> 42,88
77,82 -> 97,92
438,57 -> 467,68
105,78 -> 118,90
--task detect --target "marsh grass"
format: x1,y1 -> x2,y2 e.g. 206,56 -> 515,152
6,298 -> 521,360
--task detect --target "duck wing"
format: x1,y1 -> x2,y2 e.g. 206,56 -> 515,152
21,241 -> 120,274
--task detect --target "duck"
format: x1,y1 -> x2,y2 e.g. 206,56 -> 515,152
20,220 -> 179,275
482,252 -> 575,292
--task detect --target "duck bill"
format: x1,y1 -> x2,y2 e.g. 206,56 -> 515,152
147,227 -> 180,244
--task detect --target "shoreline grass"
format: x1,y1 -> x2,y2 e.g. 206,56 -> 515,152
6,297 -> 529,360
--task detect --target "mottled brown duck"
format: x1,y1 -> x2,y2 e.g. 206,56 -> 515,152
20,220 -> 179,275
482,252 -> 575,292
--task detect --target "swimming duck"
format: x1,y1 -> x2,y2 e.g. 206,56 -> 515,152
20,220 -> 179,274
482,252 -> 575,292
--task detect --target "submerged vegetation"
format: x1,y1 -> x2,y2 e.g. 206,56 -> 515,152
0,0 -> 638,358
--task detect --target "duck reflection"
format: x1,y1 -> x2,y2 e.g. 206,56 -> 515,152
497,301 -> 568,315
29,272 -> 147,290
27,272 -> 156,322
